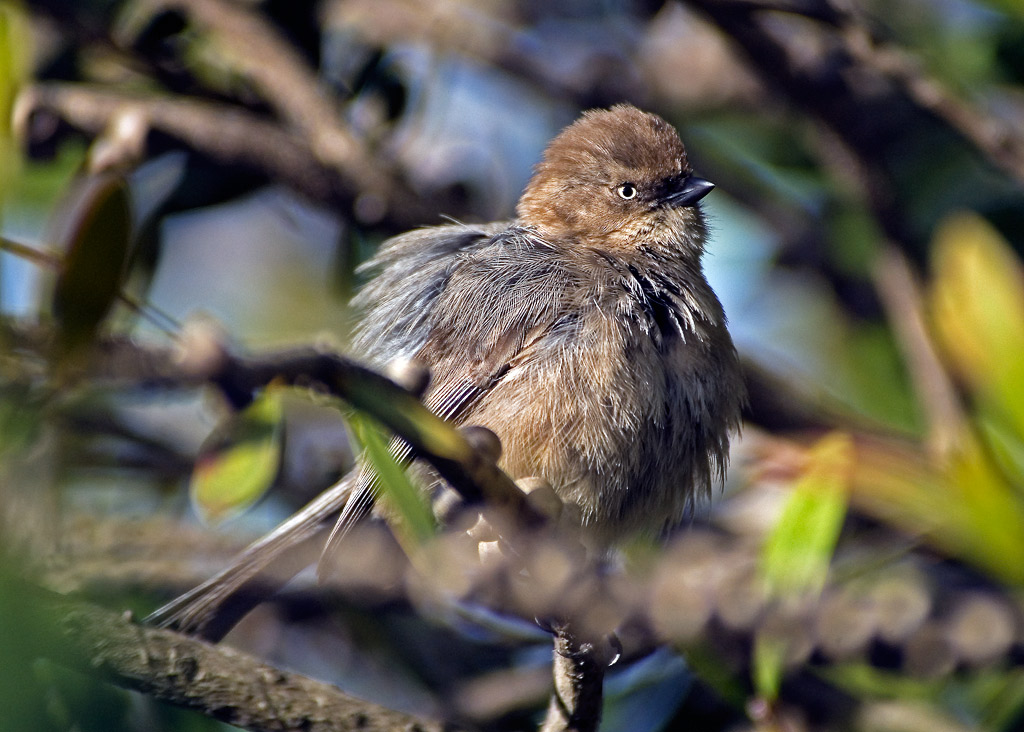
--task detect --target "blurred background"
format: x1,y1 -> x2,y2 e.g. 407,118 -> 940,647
3,0 -> 1024,730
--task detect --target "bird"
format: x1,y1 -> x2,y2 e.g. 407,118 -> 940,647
148,103 -> 745,638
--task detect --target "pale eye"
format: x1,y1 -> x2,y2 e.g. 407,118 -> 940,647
616,182 -> 637,200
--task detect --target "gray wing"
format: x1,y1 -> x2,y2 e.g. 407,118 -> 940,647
320,226 -> 570,571
352,221 -> 511,365
147,224 -> 513,634
318,221 -> 517,571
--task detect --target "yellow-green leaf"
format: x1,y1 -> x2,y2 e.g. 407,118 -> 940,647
190,390 -> 284,523
930,212 -> 1024,441
0,1 -> 30,207
347,410 -> 435,550
850,435 -> 1024,586
51,175 -> 133,362
944,436 -> 1024,585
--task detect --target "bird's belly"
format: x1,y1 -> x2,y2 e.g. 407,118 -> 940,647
462,335 -> 699,540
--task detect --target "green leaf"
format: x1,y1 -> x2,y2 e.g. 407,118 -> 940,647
0,383 -> 43,459
761,432 -> 852,598
190,389 -> 284,523
822,662 -> 942,702
51,175 -> 133,362
347,410 -> 435,549
753,433 -> 852,701
975,0 -> 1024,20
751,633 -> 788,702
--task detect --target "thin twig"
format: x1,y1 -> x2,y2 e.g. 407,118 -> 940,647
18,82 -> 447,229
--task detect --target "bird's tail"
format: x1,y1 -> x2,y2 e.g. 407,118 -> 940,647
146,472 -> 357,641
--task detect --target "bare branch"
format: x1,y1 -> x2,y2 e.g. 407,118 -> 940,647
540,624 -> 608,732
17,82 -> 457,230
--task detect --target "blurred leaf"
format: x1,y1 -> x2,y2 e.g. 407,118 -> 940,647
824,664 -> 1024,731
190,388 -> 284,523
930,212 -> 1024,443
755,432 -> 852,701
0,383 -> 44,459
8,142 -> 88,210
944,436 -> 1024,583
347,410 -> 435,550
977,0 -> 1024,20
839,323 -> 922,434
0,554 -> 61,732
977,414 -> 1024,491
967,668 -> 1024,731
851,435 -> 1024,585
32,660 -> 135,732
0,1 -> 30,205
675,643 -> 748,709
51,175 -> 133,362
751,633 -> 787,702
823,662 -> 942,702
688,116 -> 825,213
827,204 -> 884,278
340,370 -> 471,468
761,432 -> 852,598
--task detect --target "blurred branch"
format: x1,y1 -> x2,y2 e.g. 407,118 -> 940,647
683,0 -> 987,454
143,0 -> 388,192
200,346 -> 538,517
35,586 -> 453,732
40,514 -> 251,596
327,0 -> 649,109
686,0 -> 1024,202
37,503 -> 1024,713
871,247 -> 965,458
682,0 -> 905,236
17,81 -> 459,230
835,7 -> 1024,189
20,82 -> 349,207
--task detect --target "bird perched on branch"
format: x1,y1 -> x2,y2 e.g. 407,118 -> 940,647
150,104 -> 745,638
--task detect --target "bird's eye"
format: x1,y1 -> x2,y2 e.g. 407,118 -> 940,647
616,183 -> 637,200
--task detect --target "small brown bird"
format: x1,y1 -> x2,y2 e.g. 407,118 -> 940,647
150,104 -> 745,636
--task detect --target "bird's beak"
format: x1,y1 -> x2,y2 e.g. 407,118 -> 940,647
665,176 -> 715,207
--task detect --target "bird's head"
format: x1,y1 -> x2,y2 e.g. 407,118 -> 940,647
517,104 -> 713,255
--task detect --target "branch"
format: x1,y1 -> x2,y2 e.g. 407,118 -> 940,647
33,585 -> 453,732
20,82 -> 347,207
870,247 -> 965,459
686,0 -> 1024,200
835,7 -> 1024,189
540,624 -> 609,732
145,0 -> 387,192
17,82 -> 456,230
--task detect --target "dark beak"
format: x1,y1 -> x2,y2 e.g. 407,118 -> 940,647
665,176 -> 715,207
